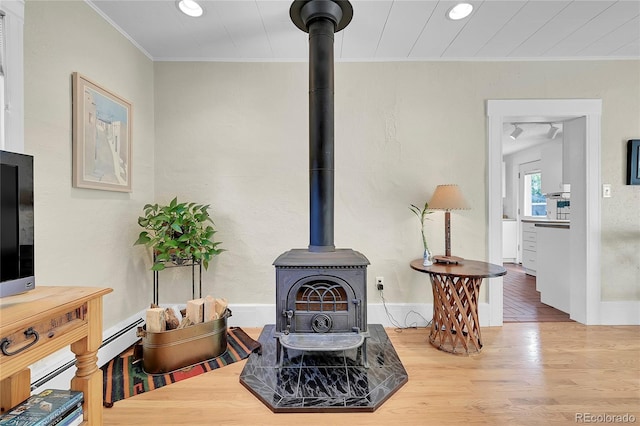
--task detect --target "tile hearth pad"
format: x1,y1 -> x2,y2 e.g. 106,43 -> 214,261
239,324 -> 408,412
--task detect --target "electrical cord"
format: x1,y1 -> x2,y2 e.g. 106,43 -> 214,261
379,289 -> 432,333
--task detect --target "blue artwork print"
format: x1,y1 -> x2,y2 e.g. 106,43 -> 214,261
93,91 -> 128,125
82,86 -> 130,187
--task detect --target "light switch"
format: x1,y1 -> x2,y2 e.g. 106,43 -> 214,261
602,184 -> 612,198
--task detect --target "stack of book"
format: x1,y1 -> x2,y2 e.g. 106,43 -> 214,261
0,389 -> 83,426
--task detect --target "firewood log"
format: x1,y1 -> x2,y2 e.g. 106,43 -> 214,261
215,298 -> 228,318
146,308 -> 166,333
186,298 -> 205,324
177,317 -> 194,329
203,295 -> 218,321
165,307 -> 180,330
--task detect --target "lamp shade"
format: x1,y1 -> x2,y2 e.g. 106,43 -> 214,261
428,184 -> 469,211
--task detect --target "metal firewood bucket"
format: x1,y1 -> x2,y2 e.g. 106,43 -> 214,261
137,309 -> 231,374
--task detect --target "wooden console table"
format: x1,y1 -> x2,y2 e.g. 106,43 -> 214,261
410,259 -> 506,355
0,286 -> 112,424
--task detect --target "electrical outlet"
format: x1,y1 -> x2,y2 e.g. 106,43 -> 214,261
602,184 -> 612,198
376,276 -> 384,291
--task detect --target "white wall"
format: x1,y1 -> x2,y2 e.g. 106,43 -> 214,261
23,0 -> 155,328
503,145 -> 543,220
22,1 -> 640,331
153,60 -> 640,307
503,139 -> 564,220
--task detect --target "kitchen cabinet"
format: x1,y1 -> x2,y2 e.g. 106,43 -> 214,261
521,221 -> 537,277
502,220 -> 517,262
562,135 -> 570,185
536,224 -> 570,314
540,142 -> 563,194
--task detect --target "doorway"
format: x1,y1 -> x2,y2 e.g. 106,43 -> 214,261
487,99 -> 602,326
504,161 -> 572,323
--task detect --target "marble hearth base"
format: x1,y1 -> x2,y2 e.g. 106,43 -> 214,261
239,324 -> 408,412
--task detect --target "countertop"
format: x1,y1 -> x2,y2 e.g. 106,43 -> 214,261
521,217 -> 570,225
535,223 -> 570,229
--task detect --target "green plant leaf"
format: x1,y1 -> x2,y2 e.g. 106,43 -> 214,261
136,197 -> 224,271
151,262 -> 166,271
134,232 -> 151,246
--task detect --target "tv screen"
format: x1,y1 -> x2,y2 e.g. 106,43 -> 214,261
0,150 -> 35,297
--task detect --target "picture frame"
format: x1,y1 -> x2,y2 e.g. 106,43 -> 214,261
627,139 -> 640,185
72,72 -> 132,192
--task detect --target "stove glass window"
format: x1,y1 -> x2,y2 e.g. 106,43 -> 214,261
295,281 -> 348,312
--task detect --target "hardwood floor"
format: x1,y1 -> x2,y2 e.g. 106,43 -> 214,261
503,263 -> 572,323
103,324 -> 640,425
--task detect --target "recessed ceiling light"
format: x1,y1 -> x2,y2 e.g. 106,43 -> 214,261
447,3 -> 473,20
178,0 -> 204,18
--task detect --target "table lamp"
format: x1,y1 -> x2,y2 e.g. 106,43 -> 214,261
428,184 -> 470,264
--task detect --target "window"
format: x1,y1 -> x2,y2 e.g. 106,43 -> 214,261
524,171 -> 546,217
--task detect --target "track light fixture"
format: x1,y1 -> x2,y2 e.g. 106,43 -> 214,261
510,124 -> 523,140
547,123 -> 560,139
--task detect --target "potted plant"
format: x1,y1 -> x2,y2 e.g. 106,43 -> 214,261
409,201 -> 433,266
134,197 -> 224,271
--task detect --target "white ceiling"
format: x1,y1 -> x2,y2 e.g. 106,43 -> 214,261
88,0 -> 640,62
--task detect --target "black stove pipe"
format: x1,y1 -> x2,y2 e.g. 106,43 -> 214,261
290,0 -> 353,253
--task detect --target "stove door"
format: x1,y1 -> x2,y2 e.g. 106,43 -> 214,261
286,275 -> 360,334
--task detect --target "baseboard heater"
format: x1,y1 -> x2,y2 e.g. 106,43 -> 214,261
30,317 -> 144,391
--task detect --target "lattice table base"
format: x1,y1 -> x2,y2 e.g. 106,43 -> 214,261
429,274 -> 483,355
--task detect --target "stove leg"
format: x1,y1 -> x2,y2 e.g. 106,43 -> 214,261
358,339 -> 369,368
275,337 -> 288,368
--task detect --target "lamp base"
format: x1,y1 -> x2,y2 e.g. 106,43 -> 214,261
433,255 -> 464,265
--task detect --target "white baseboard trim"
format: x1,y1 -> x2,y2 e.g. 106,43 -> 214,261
599,301 -> 640,325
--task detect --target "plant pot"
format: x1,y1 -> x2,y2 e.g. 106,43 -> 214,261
423,249 -> 433,267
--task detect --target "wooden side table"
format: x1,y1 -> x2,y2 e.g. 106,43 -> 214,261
0,286 -> 112,424
410,259 -> 506,355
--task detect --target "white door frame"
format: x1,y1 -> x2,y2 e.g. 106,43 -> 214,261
486,99 -> 602,326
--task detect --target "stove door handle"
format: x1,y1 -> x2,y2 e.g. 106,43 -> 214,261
283,310 -> 294,334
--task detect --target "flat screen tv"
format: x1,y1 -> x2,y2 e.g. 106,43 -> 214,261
0,150 -> 35,297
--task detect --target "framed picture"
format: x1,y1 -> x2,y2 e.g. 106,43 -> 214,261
72,72 -> 132,192
627,139 -> 640,185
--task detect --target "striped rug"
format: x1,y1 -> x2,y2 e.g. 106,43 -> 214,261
102,327 -> 261,406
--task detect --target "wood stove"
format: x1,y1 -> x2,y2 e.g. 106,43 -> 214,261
273,0 -> 370,366
274,249 -> 369,365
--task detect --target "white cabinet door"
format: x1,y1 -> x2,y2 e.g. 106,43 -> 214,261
541,142 -> 563,194
522,222 -> 537,276
502,220 -> 517,262
537,226 -> 570,313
